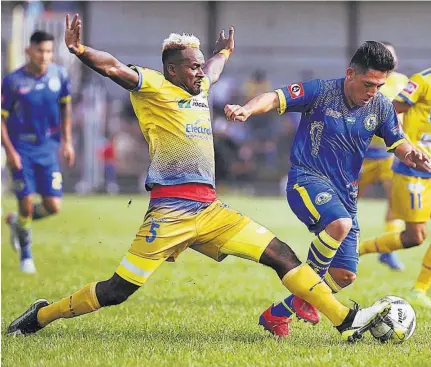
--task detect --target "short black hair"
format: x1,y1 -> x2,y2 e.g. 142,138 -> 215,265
162,48 -> 184,65
30,30 -> 54,45
349,41 -> 395,74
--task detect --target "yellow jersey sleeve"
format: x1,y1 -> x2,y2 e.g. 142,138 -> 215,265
129,66 -> 165,94
395,73 -> 426,106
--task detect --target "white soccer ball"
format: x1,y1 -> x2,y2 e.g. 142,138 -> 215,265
370,296 -> 416,343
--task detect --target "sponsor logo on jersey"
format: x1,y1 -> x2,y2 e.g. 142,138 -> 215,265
315,192 -> 332,205
403,81 -> 418,95
18,86 -> 31,95
407,182 -> 425,193
185,118 -> 213,140
364,114 -> 378,131
325,108 -> 342,118
177,95 -> 209,110
35,83 -> 45,90
48,77 -> 61,92
287,83 -> 304,99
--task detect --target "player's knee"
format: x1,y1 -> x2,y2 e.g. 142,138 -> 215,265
44,200 -> 61,214
328,268 -> 356,288
402,228 -> 427,248
260,237 -> 301,278
96,274 -> 139,307
325,218 -> 352,241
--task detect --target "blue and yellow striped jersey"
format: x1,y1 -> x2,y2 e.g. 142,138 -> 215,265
393,67 -> 431,178
129,67 -> 215,189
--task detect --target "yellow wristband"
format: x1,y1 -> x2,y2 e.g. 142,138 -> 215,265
219,49 -> 231,60
75,44 -> 86,56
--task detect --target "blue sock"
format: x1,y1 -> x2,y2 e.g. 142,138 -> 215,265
272,295 -> 295,317
18,225 -> 33,260
20,244 -> 32,260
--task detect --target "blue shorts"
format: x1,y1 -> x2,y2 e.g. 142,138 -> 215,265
11,150 -> 63,199
286,175 -> 359,273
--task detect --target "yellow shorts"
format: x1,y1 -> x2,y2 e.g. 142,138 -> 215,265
392,173 -> 431,222
359,156 -> 394,188
116,199 -> 275,286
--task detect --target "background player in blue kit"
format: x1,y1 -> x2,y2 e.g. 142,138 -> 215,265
1,30 -> 75,273
225,41 -> 431,337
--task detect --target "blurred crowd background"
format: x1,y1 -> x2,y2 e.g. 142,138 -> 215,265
2,1 -> 431,196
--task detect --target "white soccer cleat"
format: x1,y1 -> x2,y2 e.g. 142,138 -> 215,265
20,258 -> 36,274
6,212 -> 20,252
337,301 -> 392,342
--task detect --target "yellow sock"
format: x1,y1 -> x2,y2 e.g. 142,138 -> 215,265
37,282 -> 101,327
385,219 -> 404,233
282,264 -> 349,326
18,215 -> 32,229
414,245 -> 431,293
324,272 -> 342,293
359,232 -> 402,255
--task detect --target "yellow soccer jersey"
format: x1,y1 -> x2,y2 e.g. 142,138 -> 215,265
394,67 -> 431,178
129,67 -> 215,189
367,71 -> 409,155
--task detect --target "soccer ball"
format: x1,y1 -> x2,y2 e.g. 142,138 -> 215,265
370,296 -> 416,343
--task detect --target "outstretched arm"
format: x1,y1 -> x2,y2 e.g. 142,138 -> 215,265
65,14 -> 138,90
224,92 -> 280,122
203,27 -> 234,84
394,141 -> 431,172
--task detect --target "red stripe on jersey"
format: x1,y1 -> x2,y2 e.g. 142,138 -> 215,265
150,183 -> 216,202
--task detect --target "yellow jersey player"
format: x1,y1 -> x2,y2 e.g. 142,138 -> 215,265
358,42 -> 408,271
8,14 -> 395,343
360,67 -> 431,307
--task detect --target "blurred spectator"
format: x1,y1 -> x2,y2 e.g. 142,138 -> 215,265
98,135 -> 120,195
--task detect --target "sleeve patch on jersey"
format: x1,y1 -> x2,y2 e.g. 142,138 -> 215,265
403,81 -> 418,95
287,83 -> 304,99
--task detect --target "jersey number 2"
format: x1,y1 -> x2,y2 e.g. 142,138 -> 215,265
146,222 -> 160,243
52,172 -> 63,190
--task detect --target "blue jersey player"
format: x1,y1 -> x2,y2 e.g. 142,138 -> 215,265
1,31 -> 75,273
225,41 -> 431,337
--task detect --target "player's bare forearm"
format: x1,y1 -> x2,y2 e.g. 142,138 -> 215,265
393,100 -> 411,114
244,92 -> 280,115
393,141 -> 413,160
1,118 -> 16,155
203,53 -> 229,84
60,101 -> 72,143
76,47 -> 138,90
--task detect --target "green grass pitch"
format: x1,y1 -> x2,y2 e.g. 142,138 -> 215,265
2,195 -> 430,367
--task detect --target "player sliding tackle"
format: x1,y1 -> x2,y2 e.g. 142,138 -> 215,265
8,15 -> 393,343
225,41 -> 431,337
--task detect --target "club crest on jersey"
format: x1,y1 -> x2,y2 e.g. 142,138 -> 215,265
288,83 -> 304,99
364,114 -> 378,131
177,95 -> 209,110
315,192 -> 332,205
403,81 -> 418,95
48,77 -> 61,92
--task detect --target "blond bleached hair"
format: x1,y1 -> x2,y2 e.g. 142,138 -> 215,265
162,33 -> 201,51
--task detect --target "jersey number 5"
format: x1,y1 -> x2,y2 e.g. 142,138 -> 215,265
146,222 -> 160,243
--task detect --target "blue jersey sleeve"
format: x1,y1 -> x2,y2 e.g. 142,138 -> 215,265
59,66 -> 71,103
1,75 -> 15,119
274,79 -> 320,115
375,104 -> 406,151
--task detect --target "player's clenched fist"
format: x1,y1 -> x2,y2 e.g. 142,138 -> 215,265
224,104 -> 251,122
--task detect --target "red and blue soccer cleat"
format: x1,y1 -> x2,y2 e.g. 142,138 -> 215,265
259,296 -> 320,337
